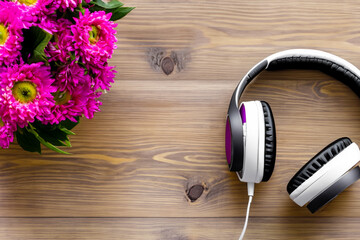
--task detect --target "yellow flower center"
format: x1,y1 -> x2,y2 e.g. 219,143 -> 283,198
17,0 -> 38,6
53,90 -> 71,105
12,81 -> 37,103
89,26 -> 100,45
0,24 -> 9,46
0,118 -> 4,127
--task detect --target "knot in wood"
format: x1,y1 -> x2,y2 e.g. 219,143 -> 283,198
161,56 -> 174,75
186,184 -> 204,202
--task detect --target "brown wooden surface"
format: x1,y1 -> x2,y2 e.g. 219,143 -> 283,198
1,0 -> 360,239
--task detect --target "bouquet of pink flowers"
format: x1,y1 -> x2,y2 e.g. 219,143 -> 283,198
0,0 -> 133,154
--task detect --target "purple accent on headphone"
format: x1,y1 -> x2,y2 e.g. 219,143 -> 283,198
240,104 -> 246,123
225,117 -> 232,164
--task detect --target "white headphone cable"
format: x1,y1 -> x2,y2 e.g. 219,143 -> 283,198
239,194 -> 253,240
236,172 -> 255,240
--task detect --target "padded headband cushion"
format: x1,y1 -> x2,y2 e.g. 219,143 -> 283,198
287,137 -> 352,194
261,101 -> 276,182
267,56 -> 360,98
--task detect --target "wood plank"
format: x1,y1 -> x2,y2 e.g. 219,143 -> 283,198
2,0 -> 360,238
1,72 -> 359,217
0,217 -> 359,240
113,0 -> 360,80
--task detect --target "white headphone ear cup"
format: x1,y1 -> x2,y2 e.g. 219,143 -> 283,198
307,166 -> 360,213
238,101 -> 264,183
287,138 -> 352,195
288,138 -> 360,207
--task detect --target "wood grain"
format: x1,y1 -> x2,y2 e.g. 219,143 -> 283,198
1,0 -> 360,239
113,0 -> 360,81
0,217 -> 358,240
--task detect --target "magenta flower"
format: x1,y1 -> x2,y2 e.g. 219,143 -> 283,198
14,0 -> 91,13
48,81 -> 101,124
55,62 -> 89,90
59,0 -> 90,11
13,0 -> 60,17
46,19 -> 74,62
0,2 -> 24,66
83,90 -> 102,120
71,9 -> 118,65
35,15 -> 58,34
0,115 -> 16,149
46,61 -> 102,124
0,0 -> 133,154
89,64 -> 116,91
0,63 -> 56,128
14,0 -> 59,34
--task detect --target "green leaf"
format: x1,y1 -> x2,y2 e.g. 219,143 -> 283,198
31,32 -> 52,63
59,127 -> 76,136
15,118 -> 80,154
32,120 -> 76,143
21,27 -> 52,64
78,4 -> 85,14
62,139 -> 72,147
57,9 -> 79,23
15,128 -> 41,154
60,116 -> 80,130
109,7 -> 135,21
88,0 -> 134,21
90,0 -> 124,10
69,52 -> 76,61
82,0 -> 89,8
27,124 -> 71,155
35,127 -> 68,147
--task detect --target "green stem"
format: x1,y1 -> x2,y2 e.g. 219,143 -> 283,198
78,3 -> 85,14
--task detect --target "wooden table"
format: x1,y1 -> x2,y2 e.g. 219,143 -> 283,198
2,0 -> 360,239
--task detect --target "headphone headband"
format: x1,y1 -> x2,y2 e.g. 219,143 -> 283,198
226,50 -> 360,223
232,49 -> 360,108
227,49 -> 360,172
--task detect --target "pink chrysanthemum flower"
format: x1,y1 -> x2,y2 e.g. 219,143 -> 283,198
0,63 -> 56,128
55,62 -> 89,90
89,64 -> 116,91
0,115 -> 16,149
14,0 -> 59,34
48,82 -> 102,124
0,2 -> 24,66
13,0 -> 60,17
84,90 -> 102,120
44,61 -> 102,124
71,9 -> 118,65
35,15 -> 58,34
48,82 -> 90,124
46,19 -> 74,62
59,0 -> 90,11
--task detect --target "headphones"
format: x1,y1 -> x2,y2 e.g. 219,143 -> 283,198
226,49 -> 360,240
